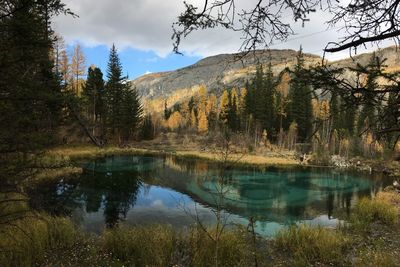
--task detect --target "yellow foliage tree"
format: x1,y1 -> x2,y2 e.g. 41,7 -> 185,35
197,110 -> 208,133
231,88 -> 239,111
206,93 -> 217,115
167,111 -> 183,130
198,85 -> 208,110
239,87 -> 247,116
219,90 -> 230,123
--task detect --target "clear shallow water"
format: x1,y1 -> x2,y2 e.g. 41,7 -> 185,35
30,155 -> 391,236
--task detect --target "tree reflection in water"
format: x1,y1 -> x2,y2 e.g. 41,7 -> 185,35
28,155 -> 391,235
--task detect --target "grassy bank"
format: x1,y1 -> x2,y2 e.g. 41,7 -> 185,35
1,189 -> 399,266
46,144 -> 299,167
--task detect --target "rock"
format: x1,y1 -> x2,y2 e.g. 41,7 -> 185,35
331,155 -> 350,168
394,180 -> 400,190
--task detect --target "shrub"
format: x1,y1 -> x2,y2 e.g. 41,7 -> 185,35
274,225 -> 348,266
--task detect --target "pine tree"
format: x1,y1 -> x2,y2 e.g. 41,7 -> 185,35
289,47 -> 313,142
0,0 -> 70,181
105,44 -> 127,142
164,99 -> 171,120
83,65 -> 105,134
207,93 -> 218,131
330,91 -> 340,131
228,90 -> 239,131
219,90 -> 230,125
263,62 -> 276,137
120,87 -> 143,141
357,54 -> 381,134
254,64 -> 265,124
141,114 -> 155,140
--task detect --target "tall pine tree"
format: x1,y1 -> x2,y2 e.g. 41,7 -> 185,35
289,47 -> 313,142
106,44 -> 127,143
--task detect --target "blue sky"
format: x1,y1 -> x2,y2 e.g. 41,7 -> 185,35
67,44 -> 201,80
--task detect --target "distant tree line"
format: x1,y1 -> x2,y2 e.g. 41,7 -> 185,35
162,48 -> 399,159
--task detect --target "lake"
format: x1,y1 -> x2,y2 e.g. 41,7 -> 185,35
30,154 -> 391,236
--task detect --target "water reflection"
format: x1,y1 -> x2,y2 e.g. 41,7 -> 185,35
29,155 -> 390,236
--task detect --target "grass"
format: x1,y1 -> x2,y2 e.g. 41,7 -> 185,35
47,144 -> 299,168
350,197 -> 398,232
0,214 -> 79,267
0,205 -> 398,266
274,224 -> 349,266
102,225 -> 255,267
355,249 -> 398,267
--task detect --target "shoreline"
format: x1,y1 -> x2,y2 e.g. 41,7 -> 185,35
46,144 -> 301,167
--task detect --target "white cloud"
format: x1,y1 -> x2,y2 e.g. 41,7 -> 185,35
53,0 -> 395,60
144,70 -> 152,75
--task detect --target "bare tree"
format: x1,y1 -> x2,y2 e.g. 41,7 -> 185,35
172,0 -> 400,54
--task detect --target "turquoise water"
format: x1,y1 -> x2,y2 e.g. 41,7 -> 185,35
30,155 -> 390,236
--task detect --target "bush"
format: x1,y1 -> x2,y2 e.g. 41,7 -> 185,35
350,197 -> 397,231
274,225 -> 348,266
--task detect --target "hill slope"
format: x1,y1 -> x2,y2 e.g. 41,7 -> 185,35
131,46 -> 400,110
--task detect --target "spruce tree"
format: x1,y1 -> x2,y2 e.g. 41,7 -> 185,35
105,44 -> 126,141
141,114 -> 155,140
357,54 -> 380,134
330,91 -> 340,131
0,0 -> 71,184
263,62 -> 276,137
120,87 -> 143,142
289,48 -> 313,142
83,66 -> 105,127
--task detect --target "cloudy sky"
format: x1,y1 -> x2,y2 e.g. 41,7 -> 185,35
53,0 -> 392,79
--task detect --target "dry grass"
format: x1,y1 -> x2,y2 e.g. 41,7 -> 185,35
33,167 -> 82,181
274,225 -> 348,266
47,144 -> 299,167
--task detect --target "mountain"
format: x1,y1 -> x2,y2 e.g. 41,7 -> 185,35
131,46 -> 400,110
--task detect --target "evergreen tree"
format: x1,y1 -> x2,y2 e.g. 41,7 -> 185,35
263,62 -> 276,137
105,44 -> 129,142
254,64 -> 265,124
228,91 -> 239,131
357,54 -> 381,134
330,91 -> 340,131
141,114 -> 155,140
0,0 -> 71,182
164,100 -> 171,120
83,65 -> 105,127
289,48 -> 313,142
219,90 -> 230,125
120,87 -> 143,141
